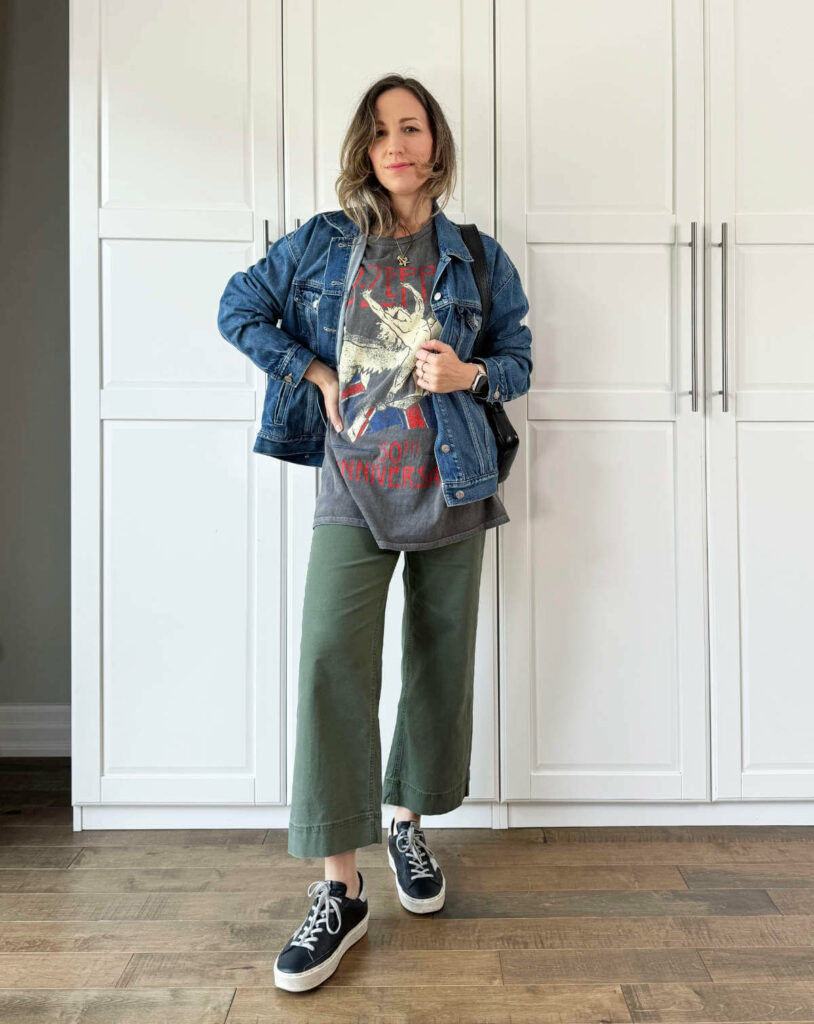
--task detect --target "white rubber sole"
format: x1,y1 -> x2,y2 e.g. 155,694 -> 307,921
273,909 -> 369,992
387,846 -> 446,913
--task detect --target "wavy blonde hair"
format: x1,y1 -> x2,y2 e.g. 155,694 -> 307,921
335,75 -> 458,239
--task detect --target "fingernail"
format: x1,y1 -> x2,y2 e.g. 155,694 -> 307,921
334,422 -> 342,431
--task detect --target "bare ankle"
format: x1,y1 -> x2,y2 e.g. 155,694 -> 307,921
393,806 -> 420,826
324,849 -> 359,898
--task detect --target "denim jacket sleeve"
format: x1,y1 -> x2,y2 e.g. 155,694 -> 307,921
473,245 -> 533,405
216,225 -> 316,387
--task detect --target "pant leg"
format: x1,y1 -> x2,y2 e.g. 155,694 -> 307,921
382,530 -> 486,815
287,524 -> 399,859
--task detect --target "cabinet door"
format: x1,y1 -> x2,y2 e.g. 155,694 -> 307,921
708,0 -> 814,800
499,0 -> 709,801
71,0 -> 285,804
282,0 -> 502,806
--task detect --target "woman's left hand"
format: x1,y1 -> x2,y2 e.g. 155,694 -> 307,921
413,339 -> 474,394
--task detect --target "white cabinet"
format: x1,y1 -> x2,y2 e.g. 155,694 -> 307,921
71,0 -> 287,812
707,0 -> 814,800
499,0 -> 708,803
499,0 -> 814,809
70,0 -> 814,829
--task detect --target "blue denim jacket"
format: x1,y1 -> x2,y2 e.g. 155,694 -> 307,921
217,200 -> 532,507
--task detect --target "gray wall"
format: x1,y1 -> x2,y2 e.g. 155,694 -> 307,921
0,0 -> 70,705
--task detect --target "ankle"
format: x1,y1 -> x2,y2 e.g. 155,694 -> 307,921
393,808 -> 420,826
324,870 -> 359,899
340,872 -> 360,899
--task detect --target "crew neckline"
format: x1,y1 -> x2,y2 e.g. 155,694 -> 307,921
367,217 -> 435,248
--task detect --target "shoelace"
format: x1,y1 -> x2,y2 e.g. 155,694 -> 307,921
395,822 -> 437,881
291,880 -> 343,951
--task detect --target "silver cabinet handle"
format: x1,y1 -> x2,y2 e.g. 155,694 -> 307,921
262,218 -> 301,253
711,222 -> 729,412
690,220 -> 698,412
679,221 -> 699,411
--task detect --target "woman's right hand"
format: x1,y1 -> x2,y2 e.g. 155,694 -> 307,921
304,358 -> 343,432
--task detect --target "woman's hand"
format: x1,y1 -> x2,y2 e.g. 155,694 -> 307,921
304,359 -> 342,431
413,339 -> 478,394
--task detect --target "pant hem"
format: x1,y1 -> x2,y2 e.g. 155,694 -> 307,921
287,811 -> 383,859
382,774 -> 469,814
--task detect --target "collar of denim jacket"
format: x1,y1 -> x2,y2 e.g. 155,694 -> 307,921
322,197 -> 474,264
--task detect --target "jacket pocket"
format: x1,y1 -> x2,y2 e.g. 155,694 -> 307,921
262,376 -> 294,429
453,303 -> 483,361
293,281 -> 323,347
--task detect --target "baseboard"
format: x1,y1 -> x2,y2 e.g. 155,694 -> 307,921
73,799 -> 814,831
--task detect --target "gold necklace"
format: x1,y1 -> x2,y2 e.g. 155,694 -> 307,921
394,223 -> 417,267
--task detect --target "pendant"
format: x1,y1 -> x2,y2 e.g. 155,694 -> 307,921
397,253 -> 410,267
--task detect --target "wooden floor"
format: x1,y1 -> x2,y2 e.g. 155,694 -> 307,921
1,759 -> 813,1022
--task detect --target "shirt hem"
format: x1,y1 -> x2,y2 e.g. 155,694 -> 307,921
312,513 -> 510,551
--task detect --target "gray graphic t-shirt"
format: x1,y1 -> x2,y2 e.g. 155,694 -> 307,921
313,216 -> 509,551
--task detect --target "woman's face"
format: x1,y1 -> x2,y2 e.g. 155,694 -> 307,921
368,88 -> 434,201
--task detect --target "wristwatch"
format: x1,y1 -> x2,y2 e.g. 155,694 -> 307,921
469,360 -> 489,399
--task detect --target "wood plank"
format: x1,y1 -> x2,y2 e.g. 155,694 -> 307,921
0,952 -> 130,988
0,913 -> 812,955
0,864 -> 687,894
0,848 -> 80,870
499,948 -> 711,984
117,949 -> 502,989
766,889 -> 814,914
0,828 -> 267,847
0,807 -> 73,828
439,887 -> 779,919
0,887 -> 781,924
0,988 -> 234,1024
700,946 -> 814,981
0,917 -> 810,954
541,826 -> 814,844
67,838 -> 814,869
681,863 -> 814,889
622,979 -> 814,1021
226,984 -> 632,1023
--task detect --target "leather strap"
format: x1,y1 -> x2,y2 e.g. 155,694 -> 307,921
458,224 -> 491,349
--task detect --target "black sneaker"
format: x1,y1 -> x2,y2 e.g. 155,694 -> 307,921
387,817 -> 445,913
273,869 -> 369,992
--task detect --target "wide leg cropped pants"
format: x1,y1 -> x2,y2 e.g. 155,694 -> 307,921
287,523 -> 486,859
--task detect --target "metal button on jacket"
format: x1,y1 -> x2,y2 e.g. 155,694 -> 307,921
284,373 -> 293,383
441,444 -> 450,452
455,490 -> 465,499
433,291 -> 441,300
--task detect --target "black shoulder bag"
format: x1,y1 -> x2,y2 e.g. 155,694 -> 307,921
459,224 -> 520,484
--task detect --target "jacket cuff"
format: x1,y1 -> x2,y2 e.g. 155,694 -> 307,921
274,341 -> 316,387
470,355 -> 507,403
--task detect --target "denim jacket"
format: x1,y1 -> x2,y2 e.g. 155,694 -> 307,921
217,200 -> 532,507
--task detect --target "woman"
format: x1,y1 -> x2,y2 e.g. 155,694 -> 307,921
217,74 -> 532,993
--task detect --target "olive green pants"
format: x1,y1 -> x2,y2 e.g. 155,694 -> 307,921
288,523 -> 486,859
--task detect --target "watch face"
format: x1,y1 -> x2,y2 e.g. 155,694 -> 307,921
473,374 -> 489,397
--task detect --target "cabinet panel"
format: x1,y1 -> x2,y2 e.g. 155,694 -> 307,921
500,0 -> 708,802
101,421 -> 253,799
72,0 -> 286,807
708,0 -> 814,800
100,0 -> 251,208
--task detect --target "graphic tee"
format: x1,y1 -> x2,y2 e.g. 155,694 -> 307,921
313,216 -> 509,551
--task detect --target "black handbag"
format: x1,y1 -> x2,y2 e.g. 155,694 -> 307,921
459,224 -> 520,484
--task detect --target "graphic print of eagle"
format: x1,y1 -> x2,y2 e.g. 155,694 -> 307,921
338,281 -> 441,442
